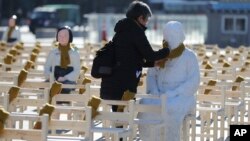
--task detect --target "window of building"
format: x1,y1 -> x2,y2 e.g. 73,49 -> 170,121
224,18 -> 233,31
222,15 -> 248,34
236,18 -> 246,32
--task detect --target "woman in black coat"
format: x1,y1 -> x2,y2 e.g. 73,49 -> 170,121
100,1 -> 170,111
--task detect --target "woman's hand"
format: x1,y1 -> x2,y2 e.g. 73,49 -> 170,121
57,77 -> 66,82
154,58 -> 168,68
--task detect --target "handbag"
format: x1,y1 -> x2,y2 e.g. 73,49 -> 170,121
91,41 -> 116,78
7,38 -> 17,43
54,66 -> 73,80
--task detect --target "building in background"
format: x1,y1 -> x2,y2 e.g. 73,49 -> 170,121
206,0 -> 250,47
0,0 -> 133,23
1,0 -> 250,47
148,0 -> 250,47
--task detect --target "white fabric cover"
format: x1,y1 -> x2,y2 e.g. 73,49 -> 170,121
138,21 -> 200,141
163,21 -> 185,50
1,26 -> 21,44
44,48 -> 81,81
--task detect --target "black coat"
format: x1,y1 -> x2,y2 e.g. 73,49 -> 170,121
100,18 -> 170,100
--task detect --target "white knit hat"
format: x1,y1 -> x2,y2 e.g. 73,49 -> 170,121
163,21 -> 185,50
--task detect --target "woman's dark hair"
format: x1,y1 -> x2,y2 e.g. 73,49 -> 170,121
56,26 -> 73,43
126,1 -> 152,20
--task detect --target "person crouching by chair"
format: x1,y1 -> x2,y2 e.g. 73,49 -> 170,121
44,26 -> 80,94
1,15 -> 21,45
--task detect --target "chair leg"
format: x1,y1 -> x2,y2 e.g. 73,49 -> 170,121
150,127 -> 155,141
234,107 -> 239,124
213,113 -> 218,141
227,108 -> 232,126
200,117 -> 205,141
240,107 -> 244,124
191,116 -> 196,141
114,133 -> 119,141
161,126 -> 165,141
220,113 -> 224,140
248,102 -> 250,123
182,117 -> 188,141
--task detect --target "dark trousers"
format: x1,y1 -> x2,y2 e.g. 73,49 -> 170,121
100,86 -> 124,112
60,80 -> 76,94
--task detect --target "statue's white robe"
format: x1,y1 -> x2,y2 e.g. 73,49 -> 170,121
138,48 -> 200,141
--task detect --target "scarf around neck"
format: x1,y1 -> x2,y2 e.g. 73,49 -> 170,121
158,40 -> 185,68
58,44 -> 71,68
134,19 -> 147,31
7,26 -> 15,41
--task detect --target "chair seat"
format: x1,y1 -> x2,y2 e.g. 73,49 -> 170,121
48,135 -> 89,141
197,106 -> 224,113
134,118 -> 163,125
226,101 -> 243,107
245,97 -> 250,101
91,127 -> 131,134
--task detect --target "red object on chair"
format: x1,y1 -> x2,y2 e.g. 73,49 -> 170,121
101,19 -> 107,42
